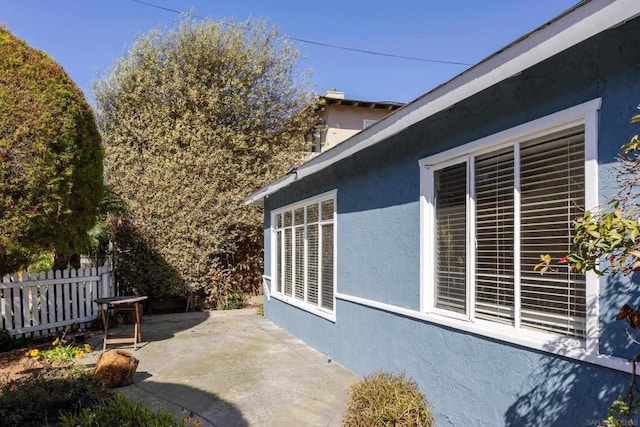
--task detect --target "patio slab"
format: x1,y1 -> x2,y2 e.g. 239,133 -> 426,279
82,309 -> 358,427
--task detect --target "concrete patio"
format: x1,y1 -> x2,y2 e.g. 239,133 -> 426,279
82,308 -> 358,427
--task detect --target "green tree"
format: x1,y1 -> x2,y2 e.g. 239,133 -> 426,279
0,25 -> 104,276
94,17 -> 317,304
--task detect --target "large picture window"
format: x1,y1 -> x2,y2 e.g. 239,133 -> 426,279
422,115 -> 596,344
272,193 -> 336,318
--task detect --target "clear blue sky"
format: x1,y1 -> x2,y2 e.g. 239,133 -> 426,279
1,1 -> 579,104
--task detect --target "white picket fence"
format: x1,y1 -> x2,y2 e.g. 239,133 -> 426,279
1,265 -> 115,337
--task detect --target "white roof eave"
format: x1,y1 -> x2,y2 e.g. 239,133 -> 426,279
246,0 -> 640,207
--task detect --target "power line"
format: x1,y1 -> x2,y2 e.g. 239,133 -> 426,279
132,0 -> 187,16
286,37 -> 471,66
131,0 -> 472,66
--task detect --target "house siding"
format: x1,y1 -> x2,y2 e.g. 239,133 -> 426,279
320,103 -> 399,151
262,16 -> 640,426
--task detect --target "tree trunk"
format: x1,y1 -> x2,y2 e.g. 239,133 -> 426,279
70,253 -> 81,269
93,350 -> 139,388
52,249 -> 69,271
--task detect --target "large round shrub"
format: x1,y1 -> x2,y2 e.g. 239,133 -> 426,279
0,24 -> 104,275
94,17 -> 317,303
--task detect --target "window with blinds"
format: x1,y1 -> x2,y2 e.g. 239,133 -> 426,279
435,163 -> 468,315
519,129 -> 585,338
427,126 -> 587,340
273,194 -> 336,316
475,148 -> 515,325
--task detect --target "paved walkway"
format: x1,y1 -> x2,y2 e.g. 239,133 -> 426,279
83,309 -> 357,427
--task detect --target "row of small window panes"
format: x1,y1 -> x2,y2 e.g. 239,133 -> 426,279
275,199 -> 334,228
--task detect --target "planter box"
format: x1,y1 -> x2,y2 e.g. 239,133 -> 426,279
148,298 -> 188,314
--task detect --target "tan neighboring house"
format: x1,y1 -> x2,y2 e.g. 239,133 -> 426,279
307,90 -> 404,153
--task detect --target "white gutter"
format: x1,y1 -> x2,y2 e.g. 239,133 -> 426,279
245,0 -> 640,207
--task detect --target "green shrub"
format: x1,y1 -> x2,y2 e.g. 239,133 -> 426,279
342,371 -> 434,427
224,289 -> 247,310
96,17 -> 318,304
0,364 -> 101,426
0,26 -> 103,275
0,329 -> 14,352
28,339 -> 92,362
0,329 -> 53,352
60,392 -> 184,427
26,251 -> 54,273
0,361 -> 187,427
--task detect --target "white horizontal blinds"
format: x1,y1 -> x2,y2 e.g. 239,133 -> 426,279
276,231 -> 283,293
475,148 -> 515,324
321,224 -> 334,310
320,199 -> 335,311
275,214 -> 283,293
283,211 -> 293,297
321,199 -> 333,221
519,128 -> 586,338
307,224 -> 319,304
273,195 -> 335,314
434,162 -> 467,314
294,207 -> 305,301
307,203 -> 319,305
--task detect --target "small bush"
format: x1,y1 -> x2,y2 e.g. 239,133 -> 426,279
342,371 -> 434,427
0,364 -> 102,426
22,337 -> 92,362
0,361 -> 188,427
0,328 -> 50,352
60,392 -> 184,427
223,289 -> 247,310
0,329 -> 15,352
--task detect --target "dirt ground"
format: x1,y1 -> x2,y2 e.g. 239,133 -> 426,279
0,345 -> 53,386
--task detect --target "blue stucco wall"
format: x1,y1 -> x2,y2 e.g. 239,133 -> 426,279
262,17 -> 640,426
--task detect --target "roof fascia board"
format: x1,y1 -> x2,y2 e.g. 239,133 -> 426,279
244,173 -> 296,206
323,98 -> 404,108
246,0 -> 640,206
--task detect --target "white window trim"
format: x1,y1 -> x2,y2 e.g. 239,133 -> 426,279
419,98 -> 601,358
270,190 -> 337,322
425,155 -> 473,322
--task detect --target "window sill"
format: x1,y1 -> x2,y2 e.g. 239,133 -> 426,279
336,292 -> 631,374
270,293 -> 336,323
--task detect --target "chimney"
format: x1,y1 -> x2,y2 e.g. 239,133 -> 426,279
323,90 -> 345,99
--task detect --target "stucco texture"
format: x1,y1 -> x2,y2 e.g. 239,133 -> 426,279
262,16 -> 640,426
